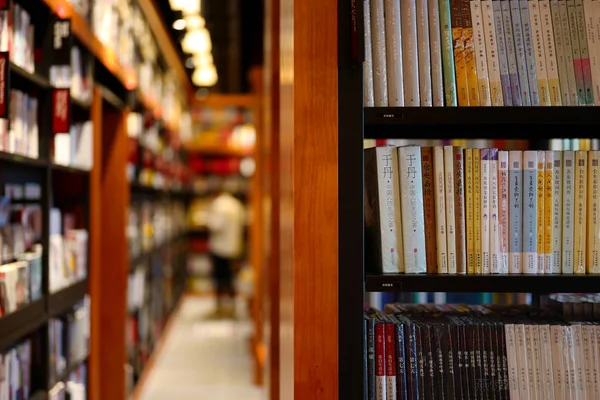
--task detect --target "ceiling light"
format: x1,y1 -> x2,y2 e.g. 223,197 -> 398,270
173,19 -> 186,30
192,64 -> 218,87
168,0 -> 200,14
181,28 -> 212,53
185,15 -> 205,29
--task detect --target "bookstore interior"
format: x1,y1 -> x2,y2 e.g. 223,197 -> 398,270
3,0 -> 600,399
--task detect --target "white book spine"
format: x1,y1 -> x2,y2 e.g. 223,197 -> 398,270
384,0 -> 405,106
503,0 -> 524,105
539,325 -> 556,400
552,151 -> 563,273
444,146 -> 457,274
561,0 -> 580,105
572,325 -> 588,400
584,0 -> 600,103
594,326 -> 600,399
551,325 -> 566,400
505,324 -> 521,399
521,0 -> 542,105
481,149 -> 491,274
593,1 -> 600,104
494,0 -> 514,105
537,150 -> 546,274
364,0 -> 375,107
509,151 -> 523,273
511,0 -> 533,104
562,327 -> 575,399
562,150 -> 575,273
582,326 -> 596,398
402,0 -> 420,105
433,146 -> 448,273
417,0 -> 433,105
529,0 -> 552,105
515,324 -> 531,399
398,146 -> 427,273
428,0 -> 444,106
529,325 -> 541,399
522,150 -> 538,274
472,0 -> 493,105
588,150 -> 600,273
499,151 -> 510,273
541,0 -> 563,105
490,149 -> 500,273
551,0 -> 572,104
371,0 -> 389,106
483,0 -> 505,105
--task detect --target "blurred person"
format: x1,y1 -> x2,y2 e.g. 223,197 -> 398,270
206,189 -> 245,318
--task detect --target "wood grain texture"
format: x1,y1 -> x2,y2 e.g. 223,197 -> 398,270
279,0 -> 339,397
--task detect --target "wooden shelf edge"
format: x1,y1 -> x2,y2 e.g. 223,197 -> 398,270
0,299 -> 47,352
185,144 -> 254,157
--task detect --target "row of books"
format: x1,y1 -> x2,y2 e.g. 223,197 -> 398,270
3,2 -> 35,73
366,145 -> 600,274
49,209 -> 88,293
365,0 -> 600,107
54,120 -> 93,170
0,340 -> 31,400
376,137 -> 597,151
1,89 -> 39,159
366,303 -> 600,400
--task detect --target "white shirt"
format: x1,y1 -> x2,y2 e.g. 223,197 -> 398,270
207,193 -> 245,259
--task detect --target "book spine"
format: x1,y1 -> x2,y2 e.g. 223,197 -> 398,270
550,325 -> 565,399
421,147 -> 438,273
574,150 -> 587,273
429,0 -> 445,106
567,0 -> 585,104
466,148 -> 476,273
452,0 -> 471,105
521,0 -> 541,105
539,325 -> 555,400
575,0 -> 593,103
511,0 -> 533,104
523,150 -> 538,274
572,325 -> 587,399
385,324 -> 397,400
371,0 -> 389,106
463,0 -> 482,105
537,151 -> 546,274
515,324 -> 531,398
552,151 -> 563,273
583,0 -> 600,104
473,148 -> 483,273
563,0 -> 581,104
562,150 -> 575,273
505,324 -> 521,400
588,150 -> 600,273
398,146 -> 427,273
528,325 -> 541,399
499,150 -> 510,273
490,149 -> 500,273
592,1 -> 600,104
483,0 -> 505,105
494,0 -> 514,104
551,0 -> 572,104
434,146 -> 449,273
472,0 -> 493,105
417,0 -> 433,105
445,146 -> 458,273
481,149 -> 491,274
503,0 -> 525,105
385,0 -> 405,106
440,0 -> 459,105
376,323 -> 387,400
540,0 -> 563,105
454,147 -> 467,274
364,0 -> 375,107
402,0 -> 421,106
544,151 -> 554,274
529,0 -> 552,105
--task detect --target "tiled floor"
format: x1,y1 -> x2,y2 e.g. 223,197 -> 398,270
137,296 -> 264,400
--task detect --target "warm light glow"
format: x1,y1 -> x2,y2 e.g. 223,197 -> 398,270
185,15 -> 205,29
168,0 -> 200,14
192,64 -> 218,87
181,28 -> 212,54
173,19 -> 186,30
192,52 -> 213,67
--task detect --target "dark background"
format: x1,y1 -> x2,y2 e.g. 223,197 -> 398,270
153,0 -> 264,93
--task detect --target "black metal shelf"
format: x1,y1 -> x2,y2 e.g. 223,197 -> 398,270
0,151 -> 48,168
9,62 -> 50,89
0,299 -> 47,351
366,273 -> 600,293
365,107 -> 600,139
48,280 -> 88,318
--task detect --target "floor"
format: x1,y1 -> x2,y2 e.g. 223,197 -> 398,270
137,296 -> 264,400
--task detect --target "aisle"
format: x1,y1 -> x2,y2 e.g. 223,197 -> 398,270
136,296 -> 264,400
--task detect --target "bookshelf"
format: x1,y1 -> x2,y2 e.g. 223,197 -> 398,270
335,0 -> 600,399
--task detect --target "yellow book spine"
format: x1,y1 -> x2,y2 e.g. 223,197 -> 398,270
544,153 -> 554,274
588,151 -> 600,273
466,149 -> 475,274
464,26 -> 480,106
538,78 -> 552,106
473,148 -> 482,273
548,77 -> 562,105
574,151 -> 588,274
537,152 -> 545,274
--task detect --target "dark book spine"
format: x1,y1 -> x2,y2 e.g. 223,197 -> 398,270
395,322 -> 408,400
474,323 -> 489,400
466,324 -> 478,399
406,324 -> 420,400
364,148 -> 383,272
432,324 -> 446,400
486,322 -> 499,400
416,325 -> 427,400
446,323 -> 460,400
423,324 -> 436,400
480,322 -> 493,400
367,317 -> 376,400
497,323 -> 510,400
